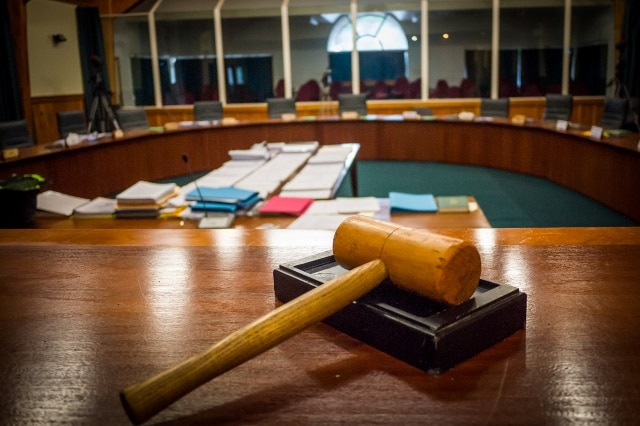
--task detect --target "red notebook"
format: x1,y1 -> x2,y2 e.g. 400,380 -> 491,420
258,195 -> 314,216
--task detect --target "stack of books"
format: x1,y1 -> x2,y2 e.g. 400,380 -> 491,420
115,181 -> 180,218
186,186 -> 261,213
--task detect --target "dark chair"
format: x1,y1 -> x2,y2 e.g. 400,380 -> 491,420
266,97 -> 296,118
389,76 -> 409,99
116,108 -> 149,131
295,80 -> 320,102
599,97 -> 628,130
480,98 -> 510,118
0,120 -> 34,149
543,94 -> 573,121
56,110 -> 87,138
338,93 -> 368,116
413,107 -> 433,116
193,101 -> 223,121
369,80 -> 389,99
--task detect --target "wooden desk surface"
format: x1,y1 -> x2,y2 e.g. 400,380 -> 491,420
1,226 -> 639,424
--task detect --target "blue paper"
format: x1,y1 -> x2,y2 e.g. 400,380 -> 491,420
389,192 -> 438,212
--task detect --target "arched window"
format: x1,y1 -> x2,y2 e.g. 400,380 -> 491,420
328,13 -> 408,52
327,13 -> 408,84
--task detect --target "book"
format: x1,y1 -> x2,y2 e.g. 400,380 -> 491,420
436,195 -> 470,213
191,193 -> 261,213
389,192 -> 438,213
258,195 -> 314,216
116,181 -> 179,205
185,186 -> 258,204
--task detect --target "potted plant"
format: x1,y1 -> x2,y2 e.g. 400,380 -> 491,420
0,174 -> 46,228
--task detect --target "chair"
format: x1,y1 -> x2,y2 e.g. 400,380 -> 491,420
542,94 -> 573,121
599,97 -> 628,130
193,101 -> 223,121
369,80 -> 389,99
56,110 -> 87,138
413,107 -> 433,116
480,98 -> 510,118
0,120 -> 34,149
266,97 -> 296,118
295,80 -> 320,102
338,93 -> 368,116
116,108 -> 149,131
431,80 -> 449,98
390,76 -> 409,99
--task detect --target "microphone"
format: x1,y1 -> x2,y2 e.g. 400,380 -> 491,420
181,153 -> 234,229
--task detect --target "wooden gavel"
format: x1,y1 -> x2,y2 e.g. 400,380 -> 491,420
120,215 -> 482,424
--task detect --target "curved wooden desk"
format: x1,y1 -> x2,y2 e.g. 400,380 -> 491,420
2,117 -> 639,221
1,227 -> 639,424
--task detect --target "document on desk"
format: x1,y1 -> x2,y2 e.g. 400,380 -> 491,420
281,163 -> 344,191
36,190 -> 90,216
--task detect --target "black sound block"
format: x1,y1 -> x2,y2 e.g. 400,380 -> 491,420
273,250 -> 527,374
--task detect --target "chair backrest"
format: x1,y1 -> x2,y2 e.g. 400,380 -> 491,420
338,93 -> 368,115
116,108 -> 149,131
543,94 -> 573,121
480,98 -> 510,118
413,107 -> 433,116
56,110 -> 87,138
599,97 -> 628,130
193,101 -> 223,121
266,98 -> 296,118
0,120 -> 34,149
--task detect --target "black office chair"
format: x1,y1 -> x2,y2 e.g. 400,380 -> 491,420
480,98 -> 509,118
57,110 -> 87,138
413,107 -> 433,116
338,93 -> 368,116
193,101 -> 223,121
599,97 -> 628,130
116,108 -> 150,131
0,120 -> 34,149
266,98 -> 296,118
542,94 -> 573,121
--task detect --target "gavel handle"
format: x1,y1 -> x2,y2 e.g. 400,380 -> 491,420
120,258 -> 388,424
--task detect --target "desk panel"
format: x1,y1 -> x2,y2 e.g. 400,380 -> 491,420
2,118 -> 639,221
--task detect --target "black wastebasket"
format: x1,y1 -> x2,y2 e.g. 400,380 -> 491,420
0,174 -> 45,228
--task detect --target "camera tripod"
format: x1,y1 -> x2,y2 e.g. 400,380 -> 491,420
87,73 -> 121,134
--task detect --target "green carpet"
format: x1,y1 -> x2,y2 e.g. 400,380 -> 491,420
334,160 -> 638,228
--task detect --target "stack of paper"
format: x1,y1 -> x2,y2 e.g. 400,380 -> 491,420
37,190 -> 90,216
228,142 -> 271,161
115,181 -> 180,218
187,186 -> 260,213
73,197 -> 117,218
287,197 -> 384,230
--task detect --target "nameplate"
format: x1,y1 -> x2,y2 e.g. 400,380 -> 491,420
556,120 -> 569,131
221,117 -> 239,125
590,126 -> 603,140
280,113 -> 297,122
1,148 -> 19,160
341,111 -> 360,120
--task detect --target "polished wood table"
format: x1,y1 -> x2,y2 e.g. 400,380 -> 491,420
1,226 -> 639,424
2,117 -> 639,221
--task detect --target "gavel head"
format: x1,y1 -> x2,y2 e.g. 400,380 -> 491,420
333,215 -> 482,305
